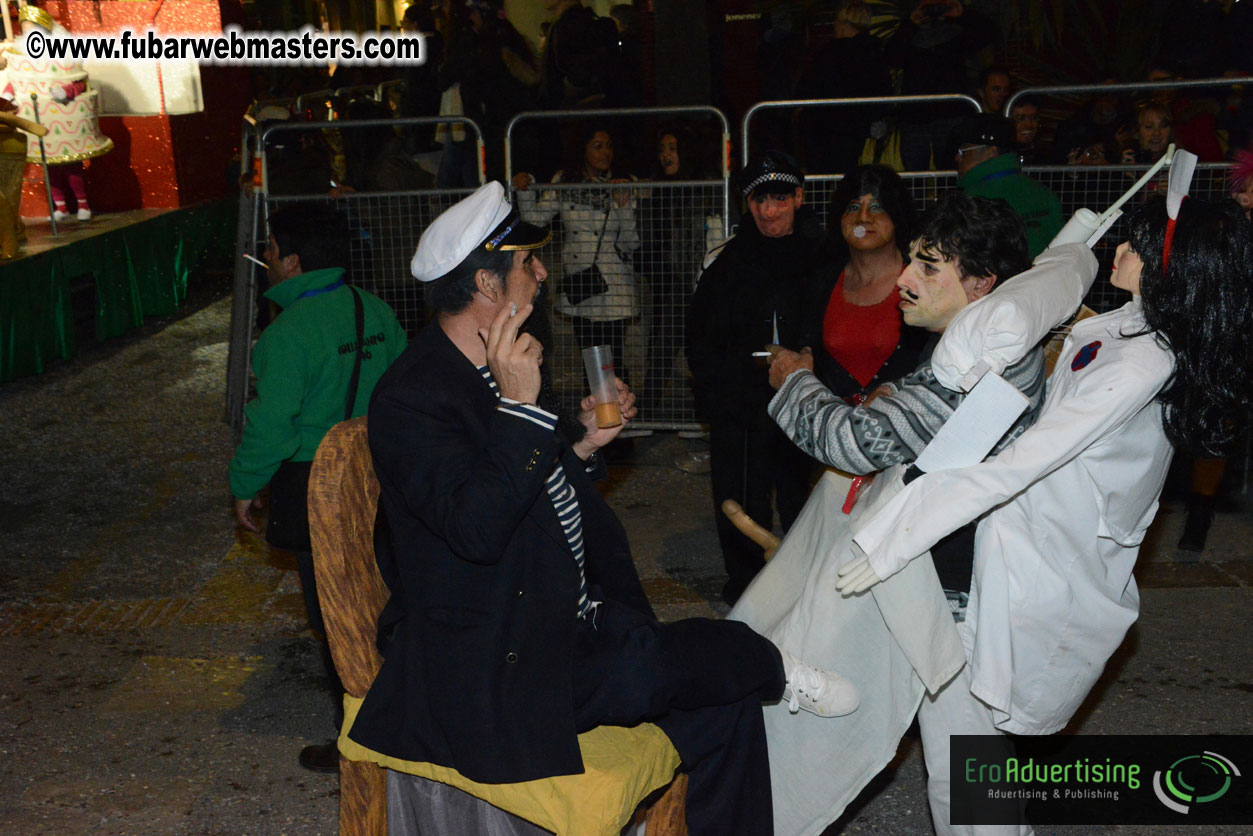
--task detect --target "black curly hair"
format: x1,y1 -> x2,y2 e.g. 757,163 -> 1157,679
425,247 -> 515,315
1127,195 -> 1253,454
912,190 -> 1030,285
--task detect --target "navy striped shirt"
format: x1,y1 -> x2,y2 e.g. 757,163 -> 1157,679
479,367 -> 594,619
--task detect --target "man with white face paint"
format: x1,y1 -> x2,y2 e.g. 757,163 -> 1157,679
769,191 -> 1039,459
730,191 -> 1103,836
687,151 -> 826,604
765,191 -> 1043,606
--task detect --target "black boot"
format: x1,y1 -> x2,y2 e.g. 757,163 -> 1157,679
1178,495 -> 1215,552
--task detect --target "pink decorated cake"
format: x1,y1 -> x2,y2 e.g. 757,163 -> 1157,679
5,49 -> 113,164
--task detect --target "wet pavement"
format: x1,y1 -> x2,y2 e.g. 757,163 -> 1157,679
0,271 -> 1249,835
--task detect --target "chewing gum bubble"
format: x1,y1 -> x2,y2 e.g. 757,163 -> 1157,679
852,225 -> 867,239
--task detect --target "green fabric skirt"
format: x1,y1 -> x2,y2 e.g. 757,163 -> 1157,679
0,199 -> 235,384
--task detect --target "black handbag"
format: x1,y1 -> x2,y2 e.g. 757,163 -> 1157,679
563,207 -> 611,305
265,459 -> 315,551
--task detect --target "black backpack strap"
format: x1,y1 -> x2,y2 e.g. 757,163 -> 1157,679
345,286 -> 365,421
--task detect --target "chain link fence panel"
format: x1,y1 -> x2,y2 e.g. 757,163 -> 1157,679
230,110 -> 1234,436
509,179 -> 728,430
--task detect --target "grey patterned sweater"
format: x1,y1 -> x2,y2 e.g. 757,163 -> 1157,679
768,348 -> 1045,475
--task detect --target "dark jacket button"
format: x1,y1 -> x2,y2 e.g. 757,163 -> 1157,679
506,652 -> 518,663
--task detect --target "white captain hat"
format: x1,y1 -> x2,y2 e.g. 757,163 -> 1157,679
410,181 -> 551,282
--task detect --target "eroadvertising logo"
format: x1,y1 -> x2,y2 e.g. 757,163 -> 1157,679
952,735 -> 1252,825
1153,751 -> 1241,814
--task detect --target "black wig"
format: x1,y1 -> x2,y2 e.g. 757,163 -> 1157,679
1128,196 -> 1253,454
828,165 -> 918,259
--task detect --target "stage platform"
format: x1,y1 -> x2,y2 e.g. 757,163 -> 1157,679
0,200 -> 236,384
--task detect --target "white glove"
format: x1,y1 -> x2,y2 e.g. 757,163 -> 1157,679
835,556 -> 882,595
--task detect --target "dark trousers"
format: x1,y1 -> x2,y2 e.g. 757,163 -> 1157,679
709,418 -> 813,602
268,461 -> 345,732
571,599 -> 785,836
294,550 -> 346,730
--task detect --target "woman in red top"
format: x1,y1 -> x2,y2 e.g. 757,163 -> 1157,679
805,166 -> 928,400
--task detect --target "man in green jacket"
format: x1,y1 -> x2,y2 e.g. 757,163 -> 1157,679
954,114 -> 1063,258
229,204 -> 407,771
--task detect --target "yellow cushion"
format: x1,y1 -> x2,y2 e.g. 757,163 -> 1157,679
338,695 -> 681,836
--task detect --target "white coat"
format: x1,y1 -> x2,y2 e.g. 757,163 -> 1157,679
853,299 -> 1175,734
517,174 -> 640,321
729,469 -> 966,836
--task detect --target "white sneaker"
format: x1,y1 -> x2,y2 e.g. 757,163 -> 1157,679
777,647 -> 859,717
53,209 -> 69,222
77,208 -> 92,221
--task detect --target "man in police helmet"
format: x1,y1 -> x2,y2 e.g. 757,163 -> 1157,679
687,151 -> 824,605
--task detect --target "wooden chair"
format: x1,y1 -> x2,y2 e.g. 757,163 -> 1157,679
308,417 -> 687,836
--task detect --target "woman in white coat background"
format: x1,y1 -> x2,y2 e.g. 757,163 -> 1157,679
841,195 -> 1253,835
513,123 -> 640,381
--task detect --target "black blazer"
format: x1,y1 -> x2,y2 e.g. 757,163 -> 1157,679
349,321 -> 652,783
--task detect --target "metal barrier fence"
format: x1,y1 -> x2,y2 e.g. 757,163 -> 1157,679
227,101 -> 1239,436
505,107 -> 732,430
741,94 -> 983,173
226,117 -> 486,431
1004,77 -> 1253,119
507,179 -> 726,429
226,118 -> 260,431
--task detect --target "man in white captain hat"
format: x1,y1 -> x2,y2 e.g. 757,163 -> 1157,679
350,182 -> 858,835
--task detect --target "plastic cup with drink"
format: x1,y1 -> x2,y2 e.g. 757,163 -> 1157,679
582,344 -> 623,428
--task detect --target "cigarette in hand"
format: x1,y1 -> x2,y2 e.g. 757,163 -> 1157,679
510,303 -> 518,318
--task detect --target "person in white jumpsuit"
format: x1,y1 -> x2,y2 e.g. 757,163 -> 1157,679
731,194 -> 1092,836
844,195 -> 1253,835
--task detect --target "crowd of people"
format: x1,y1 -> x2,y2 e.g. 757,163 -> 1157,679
231,1 -> 1253,833
250,0 -> 1253,194
786,0 -> 1253,174
252,0 -> 650,193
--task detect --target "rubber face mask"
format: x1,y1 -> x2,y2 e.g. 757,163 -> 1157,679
897,245 -> 973,332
